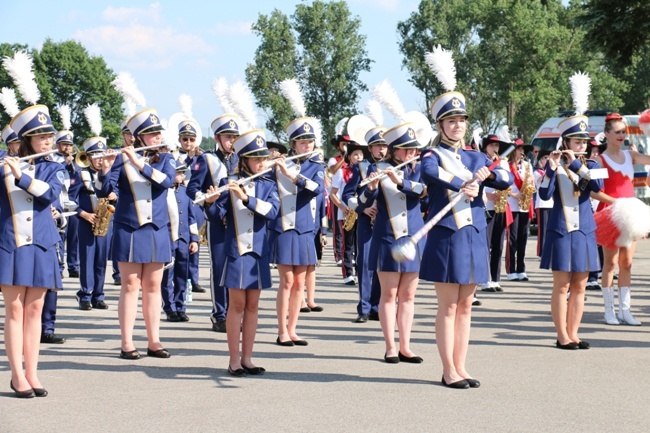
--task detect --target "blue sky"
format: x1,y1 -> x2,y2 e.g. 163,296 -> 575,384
0,0 -> 424,140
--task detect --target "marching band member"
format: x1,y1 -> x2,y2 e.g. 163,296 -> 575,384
594,113 -> 650,325
342,126 -> 387,322
71,134 -> 114,311
330,140 -> 366,285
0,125 -> 21,158
533,150 -> 553,258
204,130 -> 279,376
505,139 -> 535,281
162,164 -> 199,322
480,134 -> 512,293
98,108 -> 176,360
420,45 -> 513,388
357,122 -> 426,364
271,117 -> 325,346
1,104 -> 63,398
177,119 -> 206,294
327,134 -> 349,265
186,114 -> 239,333
539,114 -> 603,349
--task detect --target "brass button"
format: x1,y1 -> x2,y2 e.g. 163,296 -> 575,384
247,244 -> 252,249
147,216 -> 152,220
291,207 -> 295,211
456,156 -> 460,160
402,212 -> 406,217
400,196 -> 405,200
29,166 -> 35,171
147,199 -> 152,203
247,229 -> 253,233
27,198 -> 32,202
248,212 -> 253,217
403,229 -> 407,233
465,199 -> 470,203
290,223 -> 294,227
467,218 -> 471,222
27,217 -> 32,221
26,236 -> 32,242
179,211 -> 183,214
573,207 -> 578,211
146,182 -> 151,186
248,184 -> 253,189
574,223 -> 578,228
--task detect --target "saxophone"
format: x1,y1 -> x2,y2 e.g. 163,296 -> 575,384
93,198 -> 115,237
518,162 -> 536,211
494,188 -> 511,213
343,208 -> 357,231
198,221 -> 208,245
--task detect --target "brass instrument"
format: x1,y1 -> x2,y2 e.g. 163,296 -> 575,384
93,198 -> 115,237
343,208 -> 357,231
198,221 -> 208,245
494,188 -> 511,213
518,162 -> 536,211
75,151 -> 91,168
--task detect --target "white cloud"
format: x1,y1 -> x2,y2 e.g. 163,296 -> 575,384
72,3 -> 214,71
209,21 -> 253,36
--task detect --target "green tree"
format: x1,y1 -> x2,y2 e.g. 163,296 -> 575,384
578,0 -> 650,66
245,9 -> 297,141
246,1 -> 372,149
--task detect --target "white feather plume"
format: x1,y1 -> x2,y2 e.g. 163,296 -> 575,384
227,80 -> 257,131
334,117 -> 348,136
2,51 -> 40,105
178,93 -> 192,118
424,45 -> 457,92
0,87 -> 20,117
569,71 -> 591,116
211,77 -> 235,114
112,72 -> 146,114
58,104 -> 71,130
372,80 -> 406,122
496,125 -> 511,143
472,127 -> 484,148
83,103 -> 102,136
365,98 -> 384,127
279,78 -> 307,118
594,132 -> 606,146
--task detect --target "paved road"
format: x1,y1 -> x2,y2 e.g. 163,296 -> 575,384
1,237 -> 649,432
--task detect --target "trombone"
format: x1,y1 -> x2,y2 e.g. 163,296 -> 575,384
0,149 -> 59,165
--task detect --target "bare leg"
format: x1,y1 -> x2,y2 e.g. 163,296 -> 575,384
276,265 -> 294,342
395,272 -> 419,357
435,282 -> 463,383
140,262 -> 165,350
4,286 -> 29,390
305,265 -> 318,308
226,289 -> 246,370
288,265 -> 307,340
453,284 -> 478,379
23,288 -> 47,390
378,271 -> 400,357
118,262 -> 142,351
241,290 -> 262,369
600,246 -> 619,289
551,271 -> 571,344
617,243 -> 636,288
567,272 -> 588,342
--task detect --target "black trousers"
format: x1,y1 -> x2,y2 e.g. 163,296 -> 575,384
486,210 -> 507,282
506,212 -> 529,274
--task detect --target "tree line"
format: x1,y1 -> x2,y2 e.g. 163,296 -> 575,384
1,1 -> 649,151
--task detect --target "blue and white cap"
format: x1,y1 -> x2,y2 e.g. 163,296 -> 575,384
127,108 -> 165,139
286,117 -> 316,141
365,126 -> 387,146
55,130 -> 74,144
233,129 -> 270,158
430,91 -> 468,123
83,137 -> 107,153
1,125 -> 20,144
383,122 -> 420,149
178,119 -> 199,136
559,115 -> 589,139
211,114 -> 240,136
10,104 -> 57,140
120,118 -> 130,133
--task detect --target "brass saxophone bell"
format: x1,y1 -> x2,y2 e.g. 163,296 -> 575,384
75,151 -> 91,168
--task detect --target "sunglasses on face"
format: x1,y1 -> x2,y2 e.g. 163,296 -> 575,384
181,137 -> 196,142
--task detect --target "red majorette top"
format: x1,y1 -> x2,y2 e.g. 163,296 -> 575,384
597,150 -> 634,211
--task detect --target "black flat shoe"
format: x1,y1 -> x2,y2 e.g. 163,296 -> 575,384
40,333 -> 66,344
79,301 -> 92,311
355,314 -> 369,323
33,387 -> 48,397
291,339 -> 308,346
398,352 -> 423,364
10,381 -> 35,398
166,312 -> 181,322
276,337 -> 294,347
577,340 -> 590,350
368,312 -> 380,321
120,349 -> 141,360
227,366 -> 247,377
242,365 -> 266,375
147,348 -> 171,358
92,300 -> 109,310
555,340 -> 579,350
384,353 -> 400,364
300,306 -> 311,313
465,378 -> 481,388
441,376 -> 469,389
178,312 -> 189,322
307,305 -> 324,312
191,283 -> 206,293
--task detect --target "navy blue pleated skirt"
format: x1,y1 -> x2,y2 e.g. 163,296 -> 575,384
111,222 -> 172,263
369,237 -> 424,273
270,230 -> 317,266
220,253 -> 272,290
0,244 -> 62,290
540,230 -> 600,272
420,226 -> 490,284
